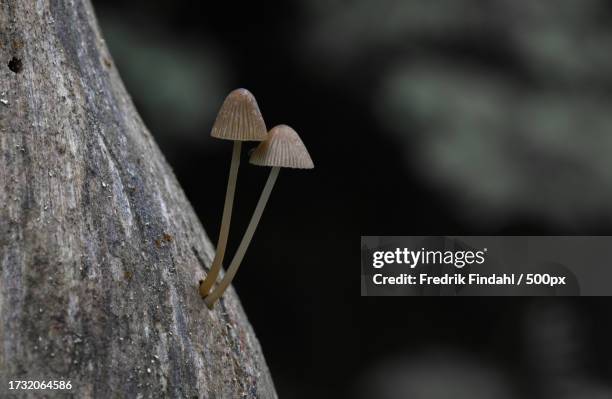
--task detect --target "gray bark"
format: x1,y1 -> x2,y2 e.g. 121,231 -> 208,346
0,1 -> 277,398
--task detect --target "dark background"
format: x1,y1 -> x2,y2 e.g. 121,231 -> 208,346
92,1 -> 612,397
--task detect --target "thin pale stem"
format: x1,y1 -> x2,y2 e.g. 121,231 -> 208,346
205,167 -> 280,308
199,141 -> 242,297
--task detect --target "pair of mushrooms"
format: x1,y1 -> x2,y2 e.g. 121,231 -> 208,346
199,89 -> 314,309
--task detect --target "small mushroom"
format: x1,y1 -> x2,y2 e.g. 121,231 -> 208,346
204,124 -> 314,308
199,89 -> 267,298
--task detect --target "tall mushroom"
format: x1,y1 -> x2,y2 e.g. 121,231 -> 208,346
199,89 -> 268,298
205,125 -> 314,308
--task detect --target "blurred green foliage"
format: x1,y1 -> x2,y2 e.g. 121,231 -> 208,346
304,0 -> 612,224
99,13 -> 228,144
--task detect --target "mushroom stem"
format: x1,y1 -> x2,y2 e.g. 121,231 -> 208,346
205,166 -> 280,308
199,141 -> 242,297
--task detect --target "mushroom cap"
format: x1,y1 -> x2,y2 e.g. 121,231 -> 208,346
211,88 -> 268,141
249,125 -> 314,169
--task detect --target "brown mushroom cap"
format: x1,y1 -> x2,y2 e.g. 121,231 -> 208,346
211,88 -> 268,141
249,125 -> 314,169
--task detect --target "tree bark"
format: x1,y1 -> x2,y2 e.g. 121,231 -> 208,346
0,1 -> 277,398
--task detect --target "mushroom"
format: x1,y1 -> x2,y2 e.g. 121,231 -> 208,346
204,124 -> 314,308
199,89 -> 268,298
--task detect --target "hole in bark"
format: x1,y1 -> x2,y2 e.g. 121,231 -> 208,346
8,57 -> 23,73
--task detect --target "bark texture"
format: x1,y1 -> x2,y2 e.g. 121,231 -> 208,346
0,1 -> 277,397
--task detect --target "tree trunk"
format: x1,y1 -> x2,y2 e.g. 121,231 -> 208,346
0,1 -> 277,397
